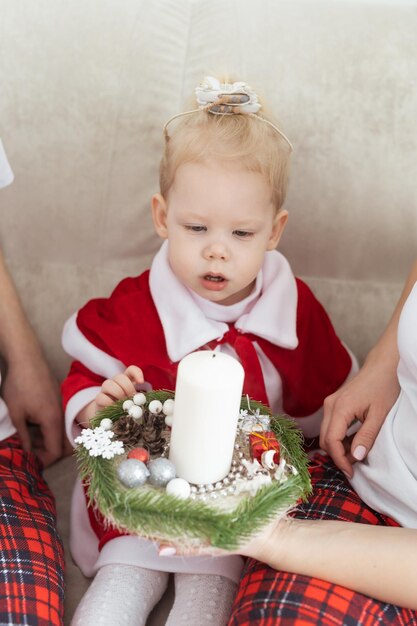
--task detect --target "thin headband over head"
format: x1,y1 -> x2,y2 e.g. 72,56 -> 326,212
163,76 -> 293,151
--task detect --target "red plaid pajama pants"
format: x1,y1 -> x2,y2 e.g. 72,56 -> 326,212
0,435 -> 64,626
228,453 -> 417,626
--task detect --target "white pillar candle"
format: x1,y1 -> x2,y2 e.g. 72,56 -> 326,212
169,350 -> 244,485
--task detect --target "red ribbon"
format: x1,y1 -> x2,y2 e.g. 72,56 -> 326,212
210,325 -> 269,405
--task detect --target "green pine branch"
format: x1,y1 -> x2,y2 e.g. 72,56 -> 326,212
75,392 -> 312,550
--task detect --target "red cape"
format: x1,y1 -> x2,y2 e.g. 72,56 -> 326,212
62,271 -> 351,418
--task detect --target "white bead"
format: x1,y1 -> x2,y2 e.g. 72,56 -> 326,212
128,405 -> 143,420
148,400 -> 163,414
166,478 -> 191,500
122,400 -> 134,411
100,418 -> 113,431
133,392 -> 147,406
164,415 -> 173,427
162,399 -> 175,416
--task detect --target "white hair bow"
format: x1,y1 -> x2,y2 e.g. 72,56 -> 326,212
195,76 -> 261,115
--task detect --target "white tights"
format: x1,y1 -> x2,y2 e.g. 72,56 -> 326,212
70,565 -> 237,626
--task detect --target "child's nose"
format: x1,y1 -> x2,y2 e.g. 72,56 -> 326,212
203,242 -> 229,261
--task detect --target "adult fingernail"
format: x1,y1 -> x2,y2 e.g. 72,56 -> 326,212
353,445 -> 367,461
159,546 -> 177,557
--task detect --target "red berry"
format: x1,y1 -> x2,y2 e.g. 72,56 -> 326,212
127,447 -> 149,463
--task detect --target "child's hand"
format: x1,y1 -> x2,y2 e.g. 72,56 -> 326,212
95,365 -> 144,410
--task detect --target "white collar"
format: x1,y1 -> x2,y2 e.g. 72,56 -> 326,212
149,241 -> 298,362
189,271 -> 263,323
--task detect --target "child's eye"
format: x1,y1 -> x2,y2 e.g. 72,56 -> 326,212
184,224 -> 207,233
233,230 -> 254,238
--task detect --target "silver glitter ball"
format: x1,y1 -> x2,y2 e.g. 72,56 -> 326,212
117,459 -> 149,488
148,458 -> 176,487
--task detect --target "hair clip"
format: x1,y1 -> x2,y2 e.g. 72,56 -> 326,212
163,76 -> 293,151
195,76 -> 261,114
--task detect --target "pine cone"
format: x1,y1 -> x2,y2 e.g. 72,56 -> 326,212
112,415 -> 143,447
143,433 -> 166,456
142,411 -> 166,456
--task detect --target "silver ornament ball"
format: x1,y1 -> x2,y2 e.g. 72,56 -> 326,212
148,458 -> 176,487
117,459 -> 149,488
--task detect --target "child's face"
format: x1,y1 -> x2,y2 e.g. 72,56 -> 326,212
152,161 -> 288,306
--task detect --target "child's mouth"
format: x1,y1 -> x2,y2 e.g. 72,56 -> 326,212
201,274 -> 228,291
204,274 -> 225,282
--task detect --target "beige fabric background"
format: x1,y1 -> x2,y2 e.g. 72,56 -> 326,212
1,0 -> 416,623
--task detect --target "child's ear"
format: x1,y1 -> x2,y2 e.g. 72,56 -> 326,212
151,193 -> 168,238
267,209 -> 288,250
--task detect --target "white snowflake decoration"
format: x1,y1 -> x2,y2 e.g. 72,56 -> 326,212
238,407 -> 270,433
75,426 -> 125,459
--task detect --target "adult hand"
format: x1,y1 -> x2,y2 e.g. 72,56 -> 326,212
320,360 -> 400,477
2,344 -> 63,467
157,516 -> 288,561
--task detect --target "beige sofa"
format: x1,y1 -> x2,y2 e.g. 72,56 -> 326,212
1,0 -> 416,623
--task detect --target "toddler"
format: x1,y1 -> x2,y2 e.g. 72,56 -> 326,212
62,76 -> 357,626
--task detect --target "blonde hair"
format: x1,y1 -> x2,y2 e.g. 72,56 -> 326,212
160,107 -> 291,212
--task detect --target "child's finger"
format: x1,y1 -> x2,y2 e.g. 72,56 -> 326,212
95,392 -> 117,409
101,378 -> 127,400
112,373 -> 137,397
124,365 -> 145,385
